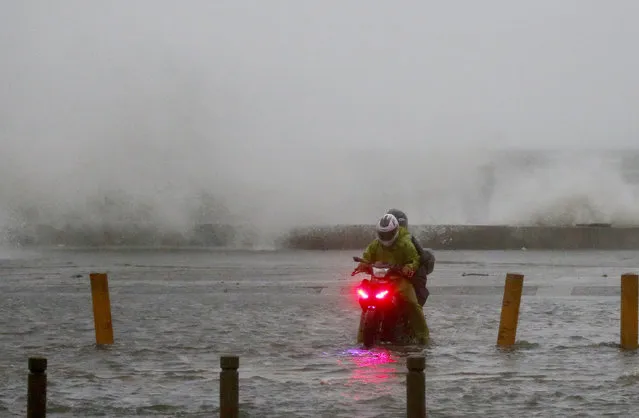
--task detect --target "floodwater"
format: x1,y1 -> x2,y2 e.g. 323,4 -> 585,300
2,247 -> 639,417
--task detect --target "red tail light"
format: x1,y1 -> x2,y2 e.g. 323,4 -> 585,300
357,288 -> 369,299
375,290 -> 389,299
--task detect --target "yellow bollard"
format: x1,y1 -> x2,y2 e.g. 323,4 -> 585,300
620,273 -> 638,350
406,356 -> 426,418
496,273 -> 524,347
90,273 -> 114,345
220,355 -> 239,418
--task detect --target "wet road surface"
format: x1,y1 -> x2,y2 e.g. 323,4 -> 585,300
1,247 -> 639,417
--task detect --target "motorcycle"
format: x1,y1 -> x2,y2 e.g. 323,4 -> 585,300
351,256 -> 417,348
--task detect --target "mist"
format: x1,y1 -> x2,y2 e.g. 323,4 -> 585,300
2,1 -> 639,246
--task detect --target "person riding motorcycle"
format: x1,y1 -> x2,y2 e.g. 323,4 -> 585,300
386,208 -> 435,306
353,213 -> 430,345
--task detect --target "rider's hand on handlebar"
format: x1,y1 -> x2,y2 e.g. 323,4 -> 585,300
401,265 -> 415,278
351,262 -> 369,276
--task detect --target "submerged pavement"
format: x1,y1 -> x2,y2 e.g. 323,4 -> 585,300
1,248 -> 638,417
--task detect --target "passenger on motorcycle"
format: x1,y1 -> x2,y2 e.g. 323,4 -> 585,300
354,213 -> 430,345
385,208 -> 435,306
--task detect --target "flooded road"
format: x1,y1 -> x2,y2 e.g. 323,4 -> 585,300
1,248 -> 639,417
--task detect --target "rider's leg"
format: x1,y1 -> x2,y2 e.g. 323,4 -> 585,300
356,311 -> 364,343
412,265 -> 429,306
396,278 -> 429,344
356,280 -> 369,343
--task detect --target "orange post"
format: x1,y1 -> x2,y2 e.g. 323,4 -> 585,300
90,273 -> 114,345
497,273 -> 524,347
620,273 -> 638,350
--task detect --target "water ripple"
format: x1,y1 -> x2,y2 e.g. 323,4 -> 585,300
2,250 -> 639,416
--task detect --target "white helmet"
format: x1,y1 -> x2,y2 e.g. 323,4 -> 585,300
376,213 -> 400,247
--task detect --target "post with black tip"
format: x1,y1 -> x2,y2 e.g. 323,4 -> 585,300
406,355 -> 426,418
220,355 -> 239,418
27,357 -> 47,418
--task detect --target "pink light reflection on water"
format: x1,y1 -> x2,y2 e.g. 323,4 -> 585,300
335,348 -> 402,400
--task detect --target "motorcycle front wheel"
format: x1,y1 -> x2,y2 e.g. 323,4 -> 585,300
362,309 -> 381,348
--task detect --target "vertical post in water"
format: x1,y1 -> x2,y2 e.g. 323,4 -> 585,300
406,356 -> 426,418
220,355 -> 239,418
497,273 -> 524,347
620,273 -> 638,350
27,357 -> 47,418
90,272 -> 114,345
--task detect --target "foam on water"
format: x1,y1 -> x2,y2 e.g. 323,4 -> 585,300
488,151 -> 639,226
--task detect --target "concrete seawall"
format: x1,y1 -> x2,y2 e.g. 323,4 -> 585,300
281,223 -> 639,250
2,223 -> 239,248
4,223 -> 639,250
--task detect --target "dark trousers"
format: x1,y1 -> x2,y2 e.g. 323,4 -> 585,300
412,265 -> 429,306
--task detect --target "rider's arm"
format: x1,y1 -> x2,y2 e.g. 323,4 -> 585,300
410,235 -> 425,258
411,234 -> 435,273
361,240 -> 378,263
399,238 -> 421,272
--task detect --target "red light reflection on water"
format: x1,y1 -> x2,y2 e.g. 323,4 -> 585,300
341,348 -> 398,386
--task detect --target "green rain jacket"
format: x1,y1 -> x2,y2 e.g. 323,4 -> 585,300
361,226 -> 421,272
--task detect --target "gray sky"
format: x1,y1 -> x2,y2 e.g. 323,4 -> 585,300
1,1 -> 638,233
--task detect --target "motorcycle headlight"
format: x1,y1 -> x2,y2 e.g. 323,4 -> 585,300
372,267 -> 389,278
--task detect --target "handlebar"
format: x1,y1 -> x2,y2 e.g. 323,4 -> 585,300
351,256 -> 405,276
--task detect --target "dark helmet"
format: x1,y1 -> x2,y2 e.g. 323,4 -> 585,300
386,208 -> 408,227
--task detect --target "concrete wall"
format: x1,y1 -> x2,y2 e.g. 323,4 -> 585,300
5,222 -> 639,250
281,224 -> 639,250
3,223 -> 237,247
